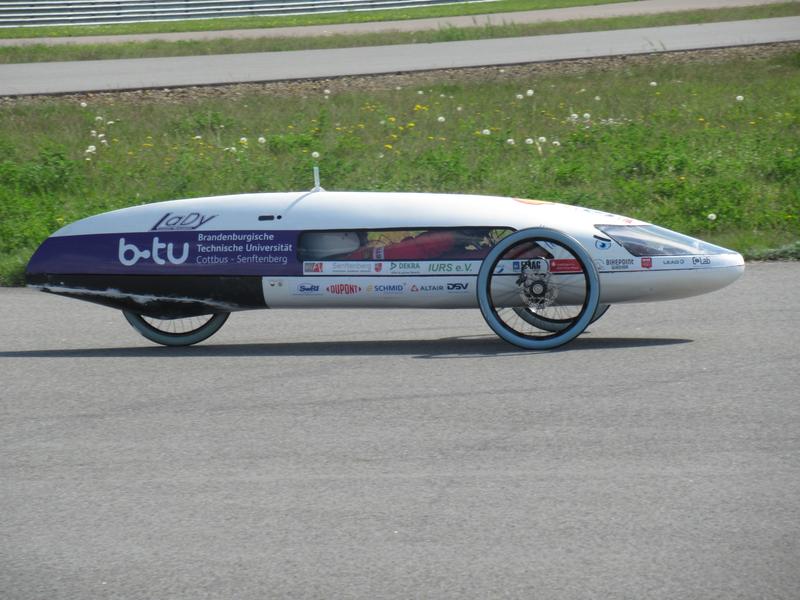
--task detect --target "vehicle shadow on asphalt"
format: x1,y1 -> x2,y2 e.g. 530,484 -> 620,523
1,335 -> 691,359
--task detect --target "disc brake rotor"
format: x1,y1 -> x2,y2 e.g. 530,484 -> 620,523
517,268 -> 558,309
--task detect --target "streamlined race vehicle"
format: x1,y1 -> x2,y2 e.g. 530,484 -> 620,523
26,183 -> 745,349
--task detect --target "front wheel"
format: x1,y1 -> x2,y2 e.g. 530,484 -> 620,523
123,311 -> 229,346
477,228 -> 600,350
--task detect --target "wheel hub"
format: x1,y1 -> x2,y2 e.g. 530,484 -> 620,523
517,269 -> 557,308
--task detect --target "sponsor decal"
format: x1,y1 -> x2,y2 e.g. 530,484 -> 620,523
661,258 -> 686,266
520,259 -> 547,272
426,262 -> 476,274
549,258 -> 582,273
374,263 -> 383,273
390,261 -> 421,274
294,283 -> 321,295
595,238 -> 612,250
119,237 -> 189,267
304,262 -> 324,273
367,283 -> 405,294
267,280 -> 283,287
447,282 -> 469,292
331,262 -> 374,274
151,212 -> 216,231
692,256 -> 711,266
326,283 -> 361,295
641,257 -> 652,269
512,261 -> 520,272
418,284 -> 444,292
603,258 -> 635,270
410,284 -> 420,292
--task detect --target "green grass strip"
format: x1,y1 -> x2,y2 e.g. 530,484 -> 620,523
0,0 -> 636,39
1,48 -> 798,284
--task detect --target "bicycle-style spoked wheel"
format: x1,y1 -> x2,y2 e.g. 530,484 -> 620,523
123,311 -> 229,346
477,228 -> 600,349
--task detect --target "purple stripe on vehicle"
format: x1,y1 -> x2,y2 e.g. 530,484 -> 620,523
26,231 -> 303,276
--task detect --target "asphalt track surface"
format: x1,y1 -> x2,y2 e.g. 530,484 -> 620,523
2,16 -> 800,95
2,262 -> 799,598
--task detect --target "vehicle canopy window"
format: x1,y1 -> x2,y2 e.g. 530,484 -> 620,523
298,228 -> 514,261
596,224 -> 736,256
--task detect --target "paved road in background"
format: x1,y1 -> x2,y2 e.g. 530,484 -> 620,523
2,262 -> 798,598
0,0 -> 780,46
2,17 -> 799,95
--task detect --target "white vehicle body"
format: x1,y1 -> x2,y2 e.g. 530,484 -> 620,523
26,190 -> 744,348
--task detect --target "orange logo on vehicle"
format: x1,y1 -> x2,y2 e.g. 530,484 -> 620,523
513,198 -> 553,206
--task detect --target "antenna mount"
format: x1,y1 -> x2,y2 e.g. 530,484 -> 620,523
312,166 -> 324,192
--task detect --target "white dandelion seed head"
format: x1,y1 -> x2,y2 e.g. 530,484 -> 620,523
323,89 -> 331,95
570,113 -> 579,121
736,95 -> 744,102
526,89 -> 534,97
417,90 -> 424,95
257,136 -> 266,144
516,94 -> 524,100
90,130 -> 97,137
552,140 -> 561,147
100,139 -> 108,145
650,81 -> 658,87
506,138 -> 515,145
440,94 -> 446,98
708,213 -> 717,221
594,96 -> 601,101
85,145 -> 96,154
95,116 -> 103,122
437,116 -> 446,122
80,102 -> 87,108
583,113 -> 591,120
239,137 -> 248,144
456,106 -> 463,111
525,138 -> 534,145
311,151 -> 320,159
482,129 -> 491,136
538,136 -> 547,143
193,135 -> 202,140
106,121 -> 114,126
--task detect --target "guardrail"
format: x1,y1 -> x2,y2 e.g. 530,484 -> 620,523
0,0 -> 495,27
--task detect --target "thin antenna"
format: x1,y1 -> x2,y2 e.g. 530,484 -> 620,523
312,166 -> 324,192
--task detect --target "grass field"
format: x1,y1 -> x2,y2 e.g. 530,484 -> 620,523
0,0 -> 635,39
1,49 -> 799,284
2,3 -> 798,64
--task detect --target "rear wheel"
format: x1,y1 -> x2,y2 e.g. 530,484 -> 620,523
123,311 -> 229,346
477,228 -> 600,350
512,303 -> 610,332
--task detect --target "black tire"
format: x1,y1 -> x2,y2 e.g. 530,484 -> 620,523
477,228 -> 600,350
123,311 -> 229,346
512,303 -> 610,332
